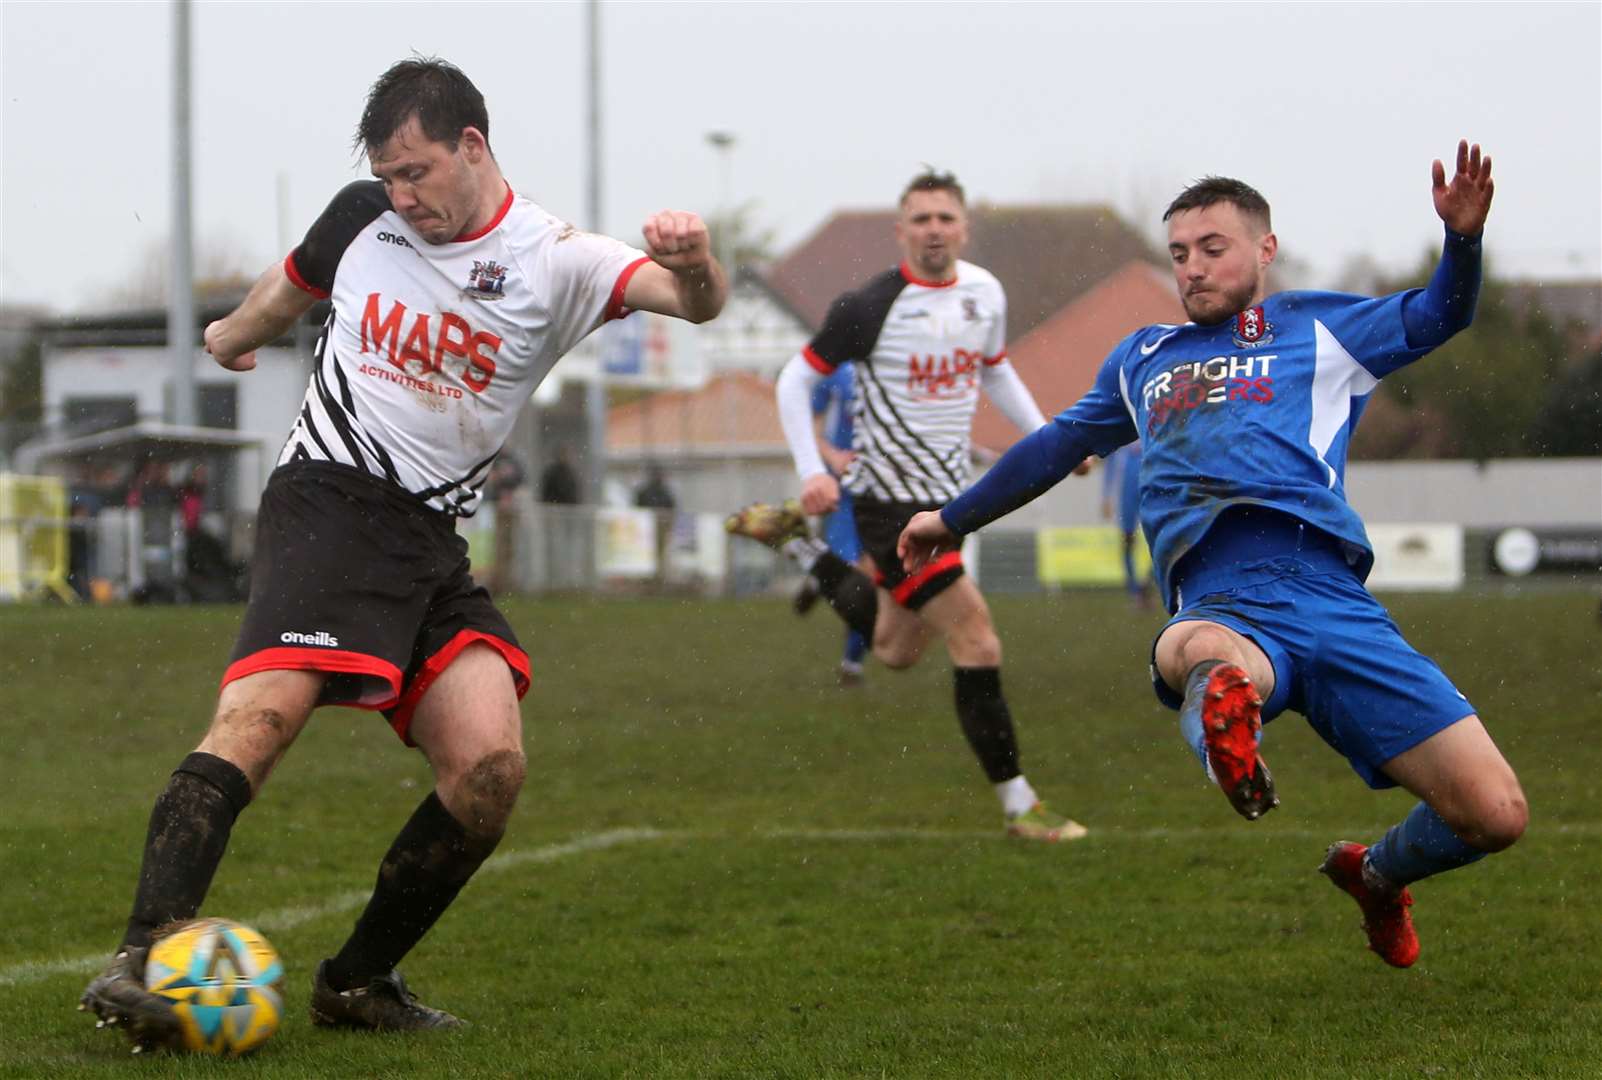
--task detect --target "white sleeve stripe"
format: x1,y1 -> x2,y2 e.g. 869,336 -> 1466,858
1309,319 -> 1379,488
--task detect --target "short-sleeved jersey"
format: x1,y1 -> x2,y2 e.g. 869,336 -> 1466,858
1052,289 -> 1435,604
803,260 -> 1008,504
281,181 -> 648,515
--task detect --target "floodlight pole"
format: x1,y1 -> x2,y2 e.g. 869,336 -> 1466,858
705,131 -> 738,501
584,0 -> 607,505
169,0 -> 196,428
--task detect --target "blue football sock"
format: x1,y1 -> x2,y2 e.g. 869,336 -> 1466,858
844,629 -> 868,665
1367,801 -> 1489,887
1176,661 -> 1222,776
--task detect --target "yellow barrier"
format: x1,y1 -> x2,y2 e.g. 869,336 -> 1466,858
1036,525 -> 1153,587
0,473 -> 76,603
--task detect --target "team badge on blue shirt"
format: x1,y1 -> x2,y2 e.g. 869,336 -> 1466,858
1232,305 -> 1274,348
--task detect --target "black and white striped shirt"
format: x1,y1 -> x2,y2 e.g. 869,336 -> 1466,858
281,181 -> 648,516
802,260 -> 1009,504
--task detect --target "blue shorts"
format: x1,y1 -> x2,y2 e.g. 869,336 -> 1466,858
1150,509 -> 1474,789
823,490 -> 862,563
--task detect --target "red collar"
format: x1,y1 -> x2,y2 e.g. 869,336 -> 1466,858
899,260 -> 958,289
454,183 -> 514,243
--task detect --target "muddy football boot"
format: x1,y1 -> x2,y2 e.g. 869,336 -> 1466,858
724,500 -> 810,550
1193,664 -> 1278,821
309,961 -> 466,1031
1005,802 -> 1089,842
79,945 -> 183,1054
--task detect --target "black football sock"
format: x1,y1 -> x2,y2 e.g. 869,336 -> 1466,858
324,792 -> 501,991
954,666 -> 1022,784
809,552 -> 879,640
122,752 -> 253,950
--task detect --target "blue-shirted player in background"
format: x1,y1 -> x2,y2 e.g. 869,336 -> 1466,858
1100,441 -> 1154,608
793,362 -> 871,686
899,141 -> 1526,968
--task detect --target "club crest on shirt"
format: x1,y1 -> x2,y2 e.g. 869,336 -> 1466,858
465,260 -> 508,301
961,297 -> 980,322
1232,305 -> 1274,348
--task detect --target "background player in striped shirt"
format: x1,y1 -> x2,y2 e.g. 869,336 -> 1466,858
80,57 -> 726,1047
729,171 -> 1087,842
900,142 -> 1525,967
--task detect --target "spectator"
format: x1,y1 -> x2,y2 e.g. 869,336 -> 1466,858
539,444 -> 581,505
486,455 -> 526,596
633,462 -> 676,510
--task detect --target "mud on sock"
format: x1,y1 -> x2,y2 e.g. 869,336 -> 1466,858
123,752 -> 253,950
325,792 -> 502,991
810,552 -> 879,640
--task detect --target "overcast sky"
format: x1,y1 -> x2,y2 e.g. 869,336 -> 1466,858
3,1 -> 1599,314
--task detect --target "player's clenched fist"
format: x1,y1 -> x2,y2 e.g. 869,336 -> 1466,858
898,509 -> 957,572
642,210 -> 712,273
800,472 -> 840,517
204,319 -> 257,372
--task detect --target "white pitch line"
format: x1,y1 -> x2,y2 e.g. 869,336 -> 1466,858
753,823 -> 1602,841
5,821 -> 1594,988
0,828 -> 664,990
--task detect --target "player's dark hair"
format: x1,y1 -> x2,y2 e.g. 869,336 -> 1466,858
901,168 -> 966,207
356,57 -> 491,156
1163,177 -> 1272,231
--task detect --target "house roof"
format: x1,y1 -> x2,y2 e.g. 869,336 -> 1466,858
610,262 -> 1188,462
972,260 -> 1186,454
606,371 -> 785,455
762,203 -> 1161,340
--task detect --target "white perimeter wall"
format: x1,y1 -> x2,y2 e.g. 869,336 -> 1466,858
642,453 -> 1602,531
970,456 -> 1602,531
41,344 -> 308,506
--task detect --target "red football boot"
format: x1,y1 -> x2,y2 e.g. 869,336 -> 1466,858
1197,663 -> 1278,820
1320,841 -> 1420,968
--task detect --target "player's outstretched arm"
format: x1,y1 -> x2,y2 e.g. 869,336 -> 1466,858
897,418 -> 1095,574
898,510 -> 957,572
624,210 -> 727,324
1432,139 -> 1494,237
204,262 -> 318,372
1396,141 -> 1494,351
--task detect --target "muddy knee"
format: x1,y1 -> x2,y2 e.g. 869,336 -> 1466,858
447,748 -> 526,836
200,706 -> 302,791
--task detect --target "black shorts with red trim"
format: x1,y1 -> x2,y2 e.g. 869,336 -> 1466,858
224,461 -> 530,745
851,496 -> 965,610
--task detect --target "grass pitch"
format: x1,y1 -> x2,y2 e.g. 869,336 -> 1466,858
2,589 -> 1599,1078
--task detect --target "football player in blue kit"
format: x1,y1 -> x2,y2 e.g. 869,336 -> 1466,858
898,142 -> 1526,968
1100,441 -> 1154,608
792,362 -> 872,686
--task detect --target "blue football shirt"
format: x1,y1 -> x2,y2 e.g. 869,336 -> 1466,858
1037,289 -> 1436,602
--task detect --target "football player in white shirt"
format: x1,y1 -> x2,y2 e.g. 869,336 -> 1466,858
81,57 -> 725,1046
728,171 -> 1088,843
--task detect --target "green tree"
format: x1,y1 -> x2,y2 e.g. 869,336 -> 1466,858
1531,346 -> 1602,456
1365,250 -> 1573,459
706,202 -> 777,273
0,335 -> 44,462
